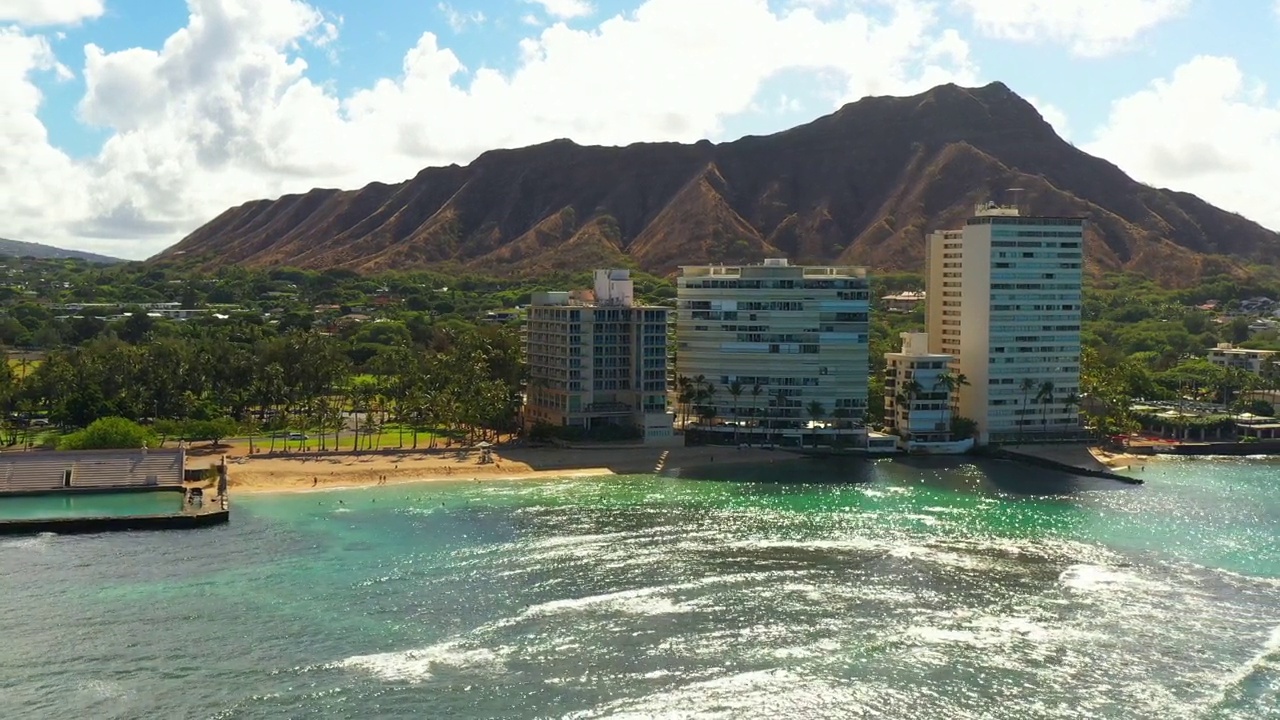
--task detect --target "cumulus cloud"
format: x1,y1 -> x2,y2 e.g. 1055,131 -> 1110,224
0,0 -> 979,258
952,0 -> 1188,57
1086,55 -> 1280,231
0,0 -> 104,26
0,28 -> 92,242
525,0 -> 595,20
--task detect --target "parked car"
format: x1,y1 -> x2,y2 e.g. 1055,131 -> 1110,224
287,432 -> 308,440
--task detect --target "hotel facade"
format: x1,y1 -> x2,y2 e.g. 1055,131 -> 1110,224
925,204 -> 1085,444
883,332 -> 957,449
675,260 -> 870,445
523,269 -> 676,445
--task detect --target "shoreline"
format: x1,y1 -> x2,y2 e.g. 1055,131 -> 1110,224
221,446 -> 794,495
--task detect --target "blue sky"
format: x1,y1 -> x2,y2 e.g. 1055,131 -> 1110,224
2,0 -> 1279,257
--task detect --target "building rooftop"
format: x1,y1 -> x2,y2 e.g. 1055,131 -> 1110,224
680,262 -> 868,279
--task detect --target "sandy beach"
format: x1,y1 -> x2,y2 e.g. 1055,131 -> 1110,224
1088,447 -> 1160,470
215,445 -> 794,494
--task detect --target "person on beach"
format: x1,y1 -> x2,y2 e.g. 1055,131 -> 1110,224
313,477 -> 317,487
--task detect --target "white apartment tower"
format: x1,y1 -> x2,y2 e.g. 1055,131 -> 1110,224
926,204 -> 1085,444
883,332 -> 954,445
524,269 -> 676,444
676,260 -> 871,446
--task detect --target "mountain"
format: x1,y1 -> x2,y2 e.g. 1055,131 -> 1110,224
0,238 -> 123,264
156,82 -> 1280,286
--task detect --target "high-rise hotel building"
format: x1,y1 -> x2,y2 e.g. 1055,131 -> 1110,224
926,204 -> 1084,444
676,260 -> 870,444
524,269 -> 676,445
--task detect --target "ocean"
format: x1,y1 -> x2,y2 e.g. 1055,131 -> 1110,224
1,456 -> 1277,719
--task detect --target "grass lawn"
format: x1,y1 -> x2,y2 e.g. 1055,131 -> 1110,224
7,357 -> 41,379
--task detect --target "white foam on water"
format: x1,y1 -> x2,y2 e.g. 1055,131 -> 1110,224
77,679 -> 131,700
518,573 -> 775,620
0,531 -> 56,550
521,586 -> 692,618
337,640 -> 502,683
903,615 -> 1054,648
726,537 -> 887,553
1059,564 -> 1170,594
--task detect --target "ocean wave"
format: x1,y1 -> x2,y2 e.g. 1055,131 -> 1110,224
1198,624 -> 1280,714
337,640 -> 503,683
563,669 -> 873,719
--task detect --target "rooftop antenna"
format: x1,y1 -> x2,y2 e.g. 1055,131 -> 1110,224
1006,187 -> 1026,215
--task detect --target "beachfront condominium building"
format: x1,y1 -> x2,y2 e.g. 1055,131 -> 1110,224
883,332 -> 954,446
676,259 -> 870,446
523,269 -> 676,445
926,203 -> 1085,444
1208,343 -> 1280,376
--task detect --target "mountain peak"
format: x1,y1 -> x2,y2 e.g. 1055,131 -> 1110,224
155,82 -> 1280,286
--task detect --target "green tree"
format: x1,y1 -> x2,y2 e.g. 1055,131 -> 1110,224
59,417 -> 158,450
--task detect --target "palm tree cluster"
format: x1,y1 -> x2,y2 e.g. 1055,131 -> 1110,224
3,325 -> 522,450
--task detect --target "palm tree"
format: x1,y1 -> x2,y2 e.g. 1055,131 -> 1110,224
727,380 -> 744,445
893,392 -> 909,438
676,375 -> 695,430
750,382 -> 763,444
772,389 -> 789,434
1019,377 -> 1037,443
697,383 -> 717,431
805,400 -> 827,448
1036,381 -> 1055,435
898,380 -> 923,441
691,373 -> 708,427
1063,392 -> 1081,430
934,373 -> 958,432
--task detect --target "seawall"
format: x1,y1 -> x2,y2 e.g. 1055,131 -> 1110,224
981,444 -> 1143,485
0,509 -> 229,536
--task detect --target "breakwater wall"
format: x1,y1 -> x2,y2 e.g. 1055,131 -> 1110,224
980,445 -> 1143,485
1161,441 -> 1280,456
0,508 -> 229,536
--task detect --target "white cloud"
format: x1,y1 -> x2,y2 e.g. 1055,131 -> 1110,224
0,0 -> 978,258
952,0 -> 1188,57
1026,95 -> 1069,139
1086,55 -> 1280,231
0,27 -> 93,247
525,0 -> 595,20
438,3 -> 485,33
0,0 -> 104,26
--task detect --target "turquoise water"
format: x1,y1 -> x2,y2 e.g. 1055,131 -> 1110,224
0,491 -> 182,520
0,457 -> 1277,719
